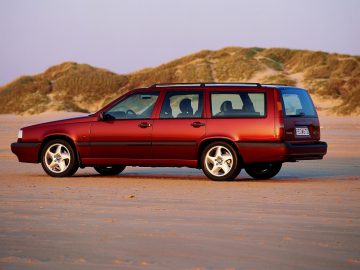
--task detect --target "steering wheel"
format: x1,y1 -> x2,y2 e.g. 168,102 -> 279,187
126,109 -> 136,118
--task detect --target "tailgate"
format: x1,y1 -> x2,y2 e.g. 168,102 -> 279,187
283,117 -> 320,141
280,88 -> 320,141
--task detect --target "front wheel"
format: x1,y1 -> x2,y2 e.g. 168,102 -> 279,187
41,139 -> 79,177
245,162 -> 282,179
201,142 -> 241,181
94,165 -> 126,176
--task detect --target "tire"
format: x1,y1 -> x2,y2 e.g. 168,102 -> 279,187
41,139 -> 79,177
201,141 -> 241,181
245,162 -> 282,179
94,165 -> 126,176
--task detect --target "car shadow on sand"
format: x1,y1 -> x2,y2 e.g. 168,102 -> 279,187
58,171 -> 334,183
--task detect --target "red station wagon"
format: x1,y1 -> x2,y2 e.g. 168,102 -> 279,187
11,83 -> 327,181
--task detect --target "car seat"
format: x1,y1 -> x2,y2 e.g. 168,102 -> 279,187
160,98 -> 173,118
177,98 -> 193,118
216,100 -> 233,116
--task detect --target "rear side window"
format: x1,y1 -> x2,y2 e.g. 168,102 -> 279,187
211,92 -> 265,118
280,89 -> 316,117
160,91 -> 203,119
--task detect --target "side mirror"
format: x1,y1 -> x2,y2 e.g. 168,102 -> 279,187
98,112 -> 105,121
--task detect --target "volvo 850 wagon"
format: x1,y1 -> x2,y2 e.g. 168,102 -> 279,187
11,83 -> 327,181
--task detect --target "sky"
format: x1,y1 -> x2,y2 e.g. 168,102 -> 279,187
0,0 -> 359,85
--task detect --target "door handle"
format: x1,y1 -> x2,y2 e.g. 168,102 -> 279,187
191,121 -> 206,128
138,122 -> 152,128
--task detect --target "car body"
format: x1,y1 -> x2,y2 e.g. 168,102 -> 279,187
11,82 -> 327,180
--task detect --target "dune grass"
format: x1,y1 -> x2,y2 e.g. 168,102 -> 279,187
0,47 -> 359,115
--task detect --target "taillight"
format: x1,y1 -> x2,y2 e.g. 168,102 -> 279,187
277,100 -> 283,116
313,125 -> 321,139
276,121 -> 285,140
274,90 -> 284,140
274,89 -> 284,116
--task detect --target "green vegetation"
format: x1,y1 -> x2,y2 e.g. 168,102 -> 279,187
0,47 -> 359,115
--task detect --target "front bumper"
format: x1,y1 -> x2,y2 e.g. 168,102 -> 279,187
11,142 -> 41,163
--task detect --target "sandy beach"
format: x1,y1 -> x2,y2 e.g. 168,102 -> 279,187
0,112 -> 359,270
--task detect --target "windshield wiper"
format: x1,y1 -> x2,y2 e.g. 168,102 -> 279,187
287,112 -> 306,117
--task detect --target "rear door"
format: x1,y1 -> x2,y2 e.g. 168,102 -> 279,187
280,88 -> 320,142
152,91 -> 206,160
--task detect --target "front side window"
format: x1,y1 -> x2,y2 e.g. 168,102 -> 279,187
106,92 -> 159,120
160,91 -> 203,119
211,92 -> 265,117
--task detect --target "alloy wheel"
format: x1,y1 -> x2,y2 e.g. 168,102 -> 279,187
44,143 -> 71,173
205,145 -> 234,177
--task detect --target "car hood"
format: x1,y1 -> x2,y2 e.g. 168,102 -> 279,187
22,114 -> 97,130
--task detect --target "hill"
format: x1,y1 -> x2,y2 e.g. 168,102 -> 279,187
0,47 -> 359,115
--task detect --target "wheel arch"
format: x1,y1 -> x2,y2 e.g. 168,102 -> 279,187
38,135 -> 81,165
197,137 -> 244,168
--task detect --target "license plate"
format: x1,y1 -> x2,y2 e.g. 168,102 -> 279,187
295,127 -> 310,136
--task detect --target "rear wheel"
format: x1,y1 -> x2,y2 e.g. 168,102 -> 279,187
245,162 -> 282,179
201,141 -> 241,181
41,139 -> 79,177
94,165 -> 126,176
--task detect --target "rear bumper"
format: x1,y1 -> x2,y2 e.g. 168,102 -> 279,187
11,142 -> 41,163
284,141 -> 327,161
237,141 -> 327,163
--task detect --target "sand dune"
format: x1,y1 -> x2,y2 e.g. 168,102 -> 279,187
0,112 -> 359,270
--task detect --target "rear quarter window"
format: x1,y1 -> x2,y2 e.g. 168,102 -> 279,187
280,89 -> 316,117
211,92 -> 265,118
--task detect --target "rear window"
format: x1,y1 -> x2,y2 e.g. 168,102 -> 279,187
211,92 -> 265,118
280,89 -> 316,117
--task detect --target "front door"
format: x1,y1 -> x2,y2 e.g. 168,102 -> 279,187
152,91 -> 206,160
90,92 -> 159,160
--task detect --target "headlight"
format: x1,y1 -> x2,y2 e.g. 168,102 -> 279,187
18,130 -> 23,139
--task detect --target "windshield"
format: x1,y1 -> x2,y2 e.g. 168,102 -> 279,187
280,89 -> 317,117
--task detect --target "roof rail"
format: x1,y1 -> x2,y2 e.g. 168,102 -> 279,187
151,82 -> 262,88
151,83 -> 205,88
261,83 -> 288,86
